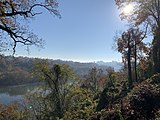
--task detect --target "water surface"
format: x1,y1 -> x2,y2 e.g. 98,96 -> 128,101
0,84 -> 37,104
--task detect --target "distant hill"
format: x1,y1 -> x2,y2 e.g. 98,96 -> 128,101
47,59 -> 123,76
0,55 -> 123,86
96,61 -> 123,71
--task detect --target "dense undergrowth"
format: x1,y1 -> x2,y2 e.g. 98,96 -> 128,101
90,73 -> 160,120
0,66 -> 160,120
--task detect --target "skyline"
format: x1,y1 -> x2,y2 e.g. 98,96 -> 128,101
13,0 -> 129,62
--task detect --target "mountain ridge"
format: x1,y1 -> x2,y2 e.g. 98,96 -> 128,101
0,55 -> 123,86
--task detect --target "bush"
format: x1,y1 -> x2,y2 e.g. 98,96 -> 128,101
149,73 -> 160,85
121,74 -> 160,120
0,103 -> 29,120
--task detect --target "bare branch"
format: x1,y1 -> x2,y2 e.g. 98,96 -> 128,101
0,0 -> 60,54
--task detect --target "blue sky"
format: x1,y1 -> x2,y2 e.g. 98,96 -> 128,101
15,0 -> 128,62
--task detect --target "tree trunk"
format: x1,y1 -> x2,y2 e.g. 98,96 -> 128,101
128,39 -> 133,89
134,41 -> 138,82
153,28 -> 160,73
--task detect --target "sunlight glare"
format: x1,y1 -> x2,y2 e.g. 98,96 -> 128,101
123,4 -> 133,15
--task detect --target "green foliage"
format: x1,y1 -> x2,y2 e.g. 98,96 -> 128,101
90,108 -> 122,120
25,82 -> 97,120
62,85 -> 97,120
1,56 -> 159,120
25,61 -> 79,119
96,70 -> 128,112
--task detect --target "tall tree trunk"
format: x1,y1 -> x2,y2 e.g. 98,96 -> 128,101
134,41 -> 138,82
127,40 -> 133,88
53,65 -> 64,118
153,27 -> 160,73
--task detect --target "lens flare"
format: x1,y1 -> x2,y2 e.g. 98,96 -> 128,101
123,4 -> 133,14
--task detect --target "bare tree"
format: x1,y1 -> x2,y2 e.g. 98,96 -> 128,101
0,0 -> 60,53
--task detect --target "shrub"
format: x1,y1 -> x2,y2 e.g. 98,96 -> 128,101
121,74 -> 160,120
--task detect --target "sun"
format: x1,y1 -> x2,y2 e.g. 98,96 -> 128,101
123,4 -> 133,15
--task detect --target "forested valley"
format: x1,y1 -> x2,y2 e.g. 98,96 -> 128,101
0,0 -> 160,120
0,55 -> 121,86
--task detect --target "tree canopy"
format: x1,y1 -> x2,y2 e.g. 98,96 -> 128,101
0,0 -> 60,53
115,0 -> 160,73
115,0 -> 160,27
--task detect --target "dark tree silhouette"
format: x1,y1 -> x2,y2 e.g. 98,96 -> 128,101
115,0 -> 160,73
0,0 -> 60,53
117,29 -> 133,88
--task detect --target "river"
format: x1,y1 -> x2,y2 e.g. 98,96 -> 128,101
0,84 -> 38,104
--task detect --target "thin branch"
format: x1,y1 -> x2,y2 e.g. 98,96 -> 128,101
0,3 -> 60,18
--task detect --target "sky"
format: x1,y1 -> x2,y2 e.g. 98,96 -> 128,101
15,0 -> 128,62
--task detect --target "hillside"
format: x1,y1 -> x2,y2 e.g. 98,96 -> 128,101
0,55 -> 122,86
